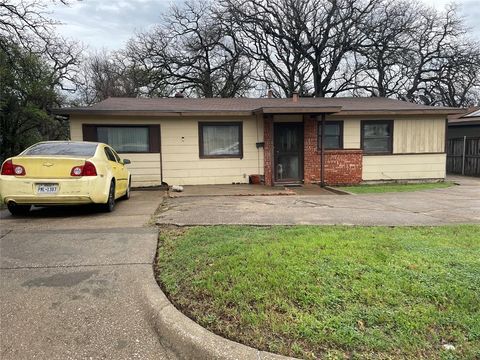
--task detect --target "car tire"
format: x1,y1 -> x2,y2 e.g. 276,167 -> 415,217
7,203 -> 31,216
102,181 -> 116,212
122,177 -> 131,200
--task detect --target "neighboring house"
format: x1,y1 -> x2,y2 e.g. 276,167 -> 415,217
447,107 -> 480,177
55,96 -> 462,187
448,107 -> 480,139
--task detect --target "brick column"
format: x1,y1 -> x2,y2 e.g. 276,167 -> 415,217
304,115 -> 320,184
263,115 -> 273,186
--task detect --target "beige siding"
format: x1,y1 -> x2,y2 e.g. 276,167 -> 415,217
394,118 -> 445,153
123,153 -> 161,187
69,115 -> 264,186
362,154 -> 446,180
327,115 -> 446,153
343,119 -> 361,148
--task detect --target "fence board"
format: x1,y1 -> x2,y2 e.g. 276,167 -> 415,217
447,137 -> 480,177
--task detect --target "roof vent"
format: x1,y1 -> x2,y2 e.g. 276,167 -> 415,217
174,92 -> 184,98
292,91 -> 299,103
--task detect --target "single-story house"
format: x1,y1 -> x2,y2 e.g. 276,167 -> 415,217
55,95 -> 463,187
448,107 -> 480,139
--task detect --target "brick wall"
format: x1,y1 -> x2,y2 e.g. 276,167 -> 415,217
304,116 -> 363,185
323,150 -> 363,185
263,115 -> 273,186
264,116 -> 363,186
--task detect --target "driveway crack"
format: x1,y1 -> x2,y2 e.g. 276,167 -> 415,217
0,230 -> 12,240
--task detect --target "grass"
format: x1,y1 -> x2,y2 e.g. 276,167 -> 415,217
337,181 -> 454,194
156,225 -> 480,359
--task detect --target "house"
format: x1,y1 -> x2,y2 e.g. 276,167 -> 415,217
55,96 -> 462,187
448,107 -> 480,139
447,107 -> 480,177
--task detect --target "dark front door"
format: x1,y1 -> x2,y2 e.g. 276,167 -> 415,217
274,123 -> 304,182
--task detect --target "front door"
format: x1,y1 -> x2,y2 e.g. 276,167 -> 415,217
274,123 -> 303,182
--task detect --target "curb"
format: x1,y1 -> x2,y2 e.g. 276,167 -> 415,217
324,186 -> 355,195
142,271 -> 299,360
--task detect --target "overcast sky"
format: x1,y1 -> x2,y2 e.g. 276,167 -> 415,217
49,0 -> 480,51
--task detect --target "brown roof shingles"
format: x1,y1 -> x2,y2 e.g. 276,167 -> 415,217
55,96 -> 464,116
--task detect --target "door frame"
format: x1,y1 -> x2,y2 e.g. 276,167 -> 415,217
273,122 -> 304,184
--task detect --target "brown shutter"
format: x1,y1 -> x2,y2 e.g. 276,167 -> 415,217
149,125 -> 160,153
82,124 -> 97,141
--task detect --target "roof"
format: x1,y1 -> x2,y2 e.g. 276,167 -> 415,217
448,106 -> 480,126
54,96 -> 464,117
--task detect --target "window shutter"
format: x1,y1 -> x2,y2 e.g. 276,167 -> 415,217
82,124 -> 97,141
149,125 -> 160,153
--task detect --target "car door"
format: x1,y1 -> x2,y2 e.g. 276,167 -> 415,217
111,148 -> 129,190
104,146 -> 125,196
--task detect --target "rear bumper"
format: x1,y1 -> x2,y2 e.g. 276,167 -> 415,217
0,176 -> 109,205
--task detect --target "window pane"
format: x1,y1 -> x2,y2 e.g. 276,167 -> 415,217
318,122 -> 342,149
97,127 -> 149,153
202,125 -> 240,156
324,136 -> 340,149
364,124 -> 390,137
324,124 -> 340,136
362,122 -> 392,153
363,137 -> 390,152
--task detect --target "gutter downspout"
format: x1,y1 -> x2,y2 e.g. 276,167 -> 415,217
320,113 -> 326,187
160,125 -> 164,185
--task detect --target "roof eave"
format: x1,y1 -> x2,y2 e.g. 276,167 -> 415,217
255,106 -> 342,114
330,109 -> 465,116
52,109 -> 254,117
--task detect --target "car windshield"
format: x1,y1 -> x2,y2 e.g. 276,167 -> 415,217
22,142 -> 98,157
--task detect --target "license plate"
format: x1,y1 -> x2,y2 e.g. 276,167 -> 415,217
36,184 -> 59,194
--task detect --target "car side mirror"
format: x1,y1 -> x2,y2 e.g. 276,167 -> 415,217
122,159 -> 131,165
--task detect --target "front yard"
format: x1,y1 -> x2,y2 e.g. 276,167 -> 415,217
156,225 -> 480,359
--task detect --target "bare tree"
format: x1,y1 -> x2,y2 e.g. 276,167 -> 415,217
223,0 -> 379,97
126,0 -> 252,98
428,43 -> 480,107
0,0 -> 82,92
75,50 -> 157,105
351,0 -> 417,97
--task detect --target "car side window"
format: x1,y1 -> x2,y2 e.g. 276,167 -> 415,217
104,147 -> 116,162
111,149 -> 121,163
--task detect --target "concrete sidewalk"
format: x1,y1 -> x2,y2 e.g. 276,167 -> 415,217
157,183 -> 480,226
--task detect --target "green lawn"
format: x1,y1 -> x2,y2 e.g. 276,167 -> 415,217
156,225 -> 480,359
337,182 -> 454,194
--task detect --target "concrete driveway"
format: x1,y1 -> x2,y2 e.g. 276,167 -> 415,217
0,191 -> 174,360
157,180 -> 480,226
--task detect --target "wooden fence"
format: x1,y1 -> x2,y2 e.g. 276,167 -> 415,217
447,137 -> 480,177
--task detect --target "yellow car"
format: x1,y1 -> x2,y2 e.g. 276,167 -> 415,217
0,141 -> 131,215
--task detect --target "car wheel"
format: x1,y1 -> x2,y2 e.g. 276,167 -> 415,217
7,203 -> 31,216
102,181 -> 116,212
122,176 -> 131,200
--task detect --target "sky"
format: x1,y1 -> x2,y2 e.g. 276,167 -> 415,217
48,0 -> 480,51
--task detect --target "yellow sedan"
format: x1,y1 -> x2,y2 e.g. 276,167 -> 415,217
0,141 -> 131,215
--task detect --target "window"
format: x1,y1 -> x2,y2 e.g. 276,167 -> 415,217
83,125 -> 160,153
199,122 -> 243,158
22,142 -> 97,156
318,121 -> 343,149
97,127 -> 149,153
104,147 -> 117,162
361,120 -> 393,154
